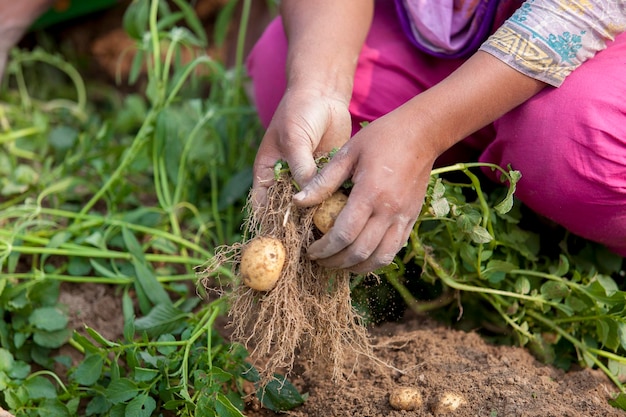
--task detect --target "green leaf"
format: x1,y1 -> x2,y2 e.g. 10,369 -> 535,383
215,393 -> 245,417
67,256 -> 93,276
125,394 -> 156,417
258,375 -> 306,412
105,378 -> 139,404
85,327 -> 119,348
609,392 -> 626,411
133,367 -> 159,382
213,0 -> 238,46
33,328 -> 71,348
171,0 -> 208,45
134,303 -> 189,337
469,225 -> 493,244
37,398 -> 71,417
86,395 -> 112,416
218,167 -> 253,210
122,0 -> 149,40
430,196 -> 450,218
132,259 -> 172,307
24,375 -> 57,399
123,290 -> 136,342
122,227 -> 145,261
618,322 -> 626,351
0,348 -> 15,372
564,295 -> 591,313
549,254 -> 569,277
596,275 -> 619,297
540,281 -> 569,300
514,277 -> 531,295
482,260 -> 516,284
8,360 -> 30,379
48,125 -> 78,152
72,354 -> 103,386
596,319 -> 619,351
66,397 -> 80,416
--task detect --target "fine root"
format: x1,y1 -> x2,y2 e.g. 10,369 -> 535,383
199,171 -> 374,383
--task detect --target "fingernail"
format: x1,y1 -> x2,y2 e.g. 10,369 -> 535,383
293,190 -> 307,202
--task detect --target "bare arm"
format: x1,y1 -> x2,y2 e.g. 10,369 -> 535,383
252,0 -> 374,205
279,0 -> 374,104
295,51 -> 547,273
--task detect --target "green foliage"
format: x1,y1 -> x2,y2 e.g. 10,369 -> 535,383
0,0 -> 304,415
380,163 -> 626,409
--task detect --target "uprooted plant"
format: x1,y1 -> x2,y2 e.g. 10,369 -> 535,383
200,157 -> 375,384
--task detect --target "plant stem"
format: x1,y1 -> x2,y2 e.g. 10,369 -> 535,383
526,310 -> 625,393
385,269 -> 455,314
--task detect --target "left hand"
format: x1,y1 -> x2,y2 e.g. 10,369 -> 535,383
293,110 -> 438,274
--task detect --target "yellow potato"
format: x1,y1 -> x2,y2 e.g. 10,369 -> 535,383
389,387 -> 423,411
313,191 -> 348,234
240,237 -> 286,291
431,392 -> 465,415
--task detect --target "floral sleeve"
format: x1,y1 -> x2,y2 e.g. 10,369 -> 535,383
479,0 -> 626,87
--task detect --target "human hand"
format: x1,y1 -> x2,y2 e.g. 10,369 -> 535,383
251,88 -> 352,207
293,112 -> 438,274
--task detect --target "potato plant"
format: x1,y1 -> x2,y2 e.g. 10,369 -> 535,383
0,0 -> 304,415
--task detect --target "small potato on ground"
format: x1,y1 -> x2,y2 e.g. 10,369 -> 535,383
239,237 -> 286,291
389,387 -> 423,411
431,392 -> 465,415
313,191 -> 348,234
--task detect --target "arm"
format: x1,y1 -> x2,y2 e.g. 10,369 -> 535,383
294,51 -> 546,273
0,0 -> 56,79
251,0 -> 374,206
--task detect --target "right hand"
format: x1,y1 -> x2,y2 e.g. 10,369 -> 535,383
251,87 -> 353,208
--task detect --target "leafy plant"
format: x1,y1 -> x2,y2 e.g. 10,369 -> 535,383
381,163 -> 626,409
0,0 -> 305,415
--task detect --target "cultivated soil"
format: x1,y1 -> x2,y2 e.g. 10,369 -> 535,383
29,2 -> 626,416
58,281 -> 625,417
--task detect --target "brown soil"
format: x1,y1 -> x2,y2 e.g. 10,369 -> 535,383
29,3 -> 626,416
57,281 -> 624,417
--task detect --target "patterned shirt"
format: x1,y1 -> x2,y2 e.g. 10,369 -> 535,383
479,0 -> 626,86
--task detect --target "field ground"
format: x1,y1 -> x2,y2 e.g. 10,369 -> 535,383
4,1 -> 625,416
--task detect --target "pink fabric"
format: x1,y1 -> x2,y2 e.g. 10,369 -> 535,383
246,1 -> 626,256
481,33 -> 626,256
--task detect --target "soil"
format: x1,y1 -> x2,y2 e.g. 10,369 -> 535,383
57,281 -> 624,417
25,2 -> 626,416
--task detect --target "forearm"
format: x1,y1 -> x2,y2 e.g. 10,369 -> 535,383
401,51 -> 547,156
280,0 -> 374,102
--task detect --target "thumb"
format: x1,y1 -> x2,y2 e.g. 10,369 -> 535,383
293,149 -> 354,207
287,148 -> 319,191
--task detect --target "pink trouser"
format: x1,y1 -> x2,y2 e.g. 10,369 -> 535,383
246,2 -> 626,257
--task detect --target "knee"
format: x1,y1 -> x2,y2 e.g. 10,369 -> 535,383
482,83 -> 626,256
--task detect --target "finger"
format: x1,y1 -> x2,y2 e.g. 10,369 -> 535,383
348,219 -> 414,274
293,146 -> 355,207
312,213 -> 391,270
284,144 -> 318,189
251,142 -> 282,210
306,185 -> 374,259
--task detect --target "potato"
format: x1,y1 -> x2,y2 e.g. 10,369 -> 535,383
313,191 -> 348,234
389,387 -> 423,411
431,392 -> 465,415
240,237 -> 286,291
